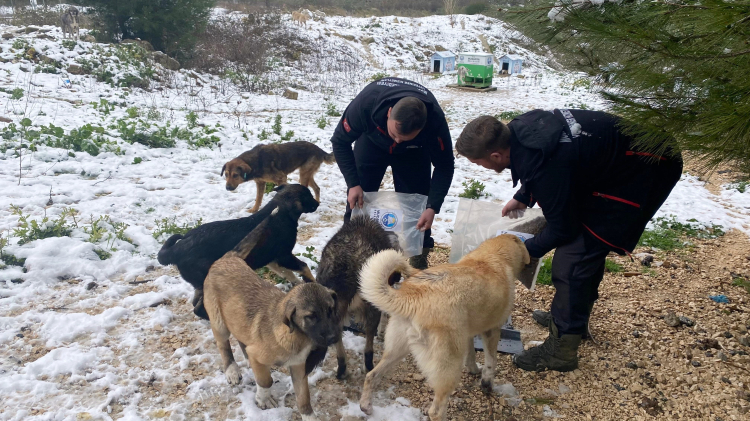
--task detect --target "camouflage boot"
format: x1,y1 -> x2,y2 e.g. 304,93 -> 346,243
408,248 -> 431,270
513,321 -> 581,372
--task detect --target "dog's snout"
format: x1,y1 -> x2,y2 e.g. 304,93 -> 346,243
225,185 -> 235,191
325,331 -> 340,346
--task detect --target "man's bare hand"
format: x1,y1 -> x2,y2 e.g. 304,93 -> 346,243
416,208 -> 436,232
502,198 -> 527,217
348,185 -> 364,210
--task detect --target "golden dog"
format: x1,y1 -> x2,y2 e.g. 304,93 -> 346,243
357,234 -> 530,421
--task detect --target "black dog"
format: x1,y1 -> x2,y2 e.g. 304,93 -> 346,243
315,215 -> 401,379
158,184 -> 319,319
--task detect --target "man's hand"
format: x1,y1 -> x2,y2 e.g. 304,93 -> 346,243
348,185 -> 364,210
501,198 -> 527,217
416,208 -> 436,232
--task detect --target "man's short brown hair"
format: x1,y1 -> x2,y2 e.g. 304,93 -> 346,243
391,97 -> 427,134
456,115 -> 511,159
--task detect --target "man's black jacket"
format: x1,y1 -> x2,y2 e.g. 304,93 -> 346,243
509,109 -> 681,258
330,78 -> 455,213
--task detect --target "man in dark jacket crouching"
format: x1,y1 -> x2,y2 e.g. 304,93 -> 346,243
456,110 -> 682,372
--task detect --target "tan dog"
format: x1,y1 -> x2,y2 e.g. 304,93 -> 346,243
222,141 -> 334,213
203,225 -> 341,421
357,234 -> 530,421
292,10 -> 309,27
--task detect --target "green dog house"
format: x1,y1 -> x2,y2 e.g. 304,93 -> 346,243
456,52 -> 494,88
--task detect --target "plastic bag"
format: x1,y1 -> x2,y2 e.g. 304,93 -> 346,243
352,191 -> 427,258
449,198 -> 547,290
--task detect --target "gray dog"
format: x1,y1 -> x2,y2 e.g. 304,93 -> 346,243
60,7 -> 79,40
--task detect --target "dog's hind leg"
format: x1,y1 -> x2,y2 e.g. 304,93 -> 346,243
274,254 -> 315,283
299,165 -> 321,202
464,336 -> 481,375
237,340 -> 249,362
248,357 -> 278,409
360,316 -> 411,415
267,260 -> 305,285
479,328 -> 501,393
209,317 -> 241,385
417,333 -> 464,421
363,304 -> 381,372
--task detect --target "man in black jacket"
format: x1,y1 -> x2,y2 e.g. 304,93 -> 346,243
330,77 -> 455,268
456,110 -> 682,372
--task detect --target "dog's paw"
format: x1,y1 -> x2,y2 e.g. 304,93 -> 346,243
300,414 -> 320,421
359,401 -> 373,416
247,207 -> 259,213
225,363 -> 242,385
255,386 -> 278,409
466,362 -> 481,376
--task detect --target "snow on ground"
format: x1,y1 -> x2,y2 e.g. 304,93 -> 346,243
0,11 -> 749,421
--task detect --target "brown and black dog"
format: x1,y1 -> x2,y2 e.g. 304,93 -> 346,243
222,141 -> 335,212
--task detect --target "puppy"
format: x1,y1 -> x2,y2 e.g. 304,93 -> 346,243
221,141 -> 335,213
204,223 -> 340,421
157,184 -> 319,319
358,234 -> 530,421
315,215 -> 401,379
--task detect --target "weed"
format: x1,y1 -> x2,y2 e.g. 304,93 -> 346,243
11,206 -> 76,245
12,38 -> 29,51
10,88 -> 23,101
133,157 -> 143,164
272,114 -> 282,135
729,180 -> 748,193
316,116 -> 328,129
637,216 -> 724,251
370,72 -> 389,81
152,216 -> 203,241
126,107 -> 139,118
186,111 -> 198,129
733,277 -> 750,294
326,102 -> 341,117
280,130 -> 295,141
458,179 -> 488,199
147,108 -> 162,121
259,128 -> 269,141
264,182 -> 276,194
536,256 -> 553,286
605,259 -> 623,273
94,249 -> 112,260
495,110 -> 524,122
295,245 -> 319,270
255,266 -> 287,284
61,39 -> 77,51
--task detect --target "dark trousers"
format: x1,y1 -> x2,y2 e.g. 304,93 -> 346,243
552,155 -> 683,336
343,137 -> 434,248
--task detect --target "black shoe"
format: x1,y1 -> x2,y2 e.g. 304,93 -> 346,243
513,321 -> 581,372
532,310 -> 593,340
408,248 -> 431,270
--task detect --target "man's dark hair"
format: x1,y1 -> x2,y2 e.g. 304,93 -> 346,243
390,97 -> 427,134
456,115 -> 511,159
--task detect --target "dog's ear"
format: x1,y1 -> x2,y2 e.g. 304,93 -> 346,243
239,163 -> 252,181
283,301 -> 297,334
330,290 -> 337,305
220,163 -> 226,177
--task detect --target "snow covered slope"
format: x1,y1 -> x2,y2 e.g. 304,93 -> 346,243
0,11 -> 748,421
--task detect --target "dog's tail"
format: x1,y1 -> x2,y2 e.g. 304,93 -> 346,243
359,249 -> 419,319
323,152 -> 336,165
157,234 -> 183,265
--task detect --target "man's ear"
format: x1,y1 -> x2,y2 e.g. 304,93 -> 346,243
283,301 -> 296,334
387,107 -> 392,119
220,163 -> 226,177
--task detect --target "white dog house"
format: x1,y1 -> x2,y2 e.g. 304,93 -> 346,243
499,54 -> 524,75
430,51 -> 456,73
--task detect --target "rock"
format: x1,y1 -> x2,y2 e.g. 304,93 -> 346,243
85,282 -> 97,290
717,351 -> 728,362
721,376 -> 731,384
24,26 -> 40,34
633,330 -> 641,338
664,311 -> 681,327
0,116 -> 12,123
16,333 -> 23,338
740,336 -> 750,347
2,33 -> 14,40
152,51 -> 180,70
691,360 -> 701,367
67,64 -> 84,75
558,383 -> 571,394
282,88 -> 299,100
625,361 -> 638,370
362,37 -> 375,44
679,316 -> 695,327
635,253 -> 654,267
146,265 -> 155,272
723,331 -> 733,338
122,38 -> 154,52
35,34 -> 54,40
413,373 -> 424,382
38,54 -> 61,67
81,34 -> 96,43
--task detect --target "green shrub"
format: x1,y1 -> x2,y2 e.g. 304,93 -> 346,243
316,116 -> 328,129
280,130 -> 294,141
495,110 -> 525,122
536,257 -> 553,286
604,259 -> 623,273
61,39 -> 77,51
370,72 -> 389,82
11,206 -> 76,245
10,88 -> 23,101
152,216 -> 203,241
133,157 -> 143,164
186,111 -> 198,129
729,180 -> 748,193
733,277 -> 750,294
12,38 -> 29,51
326,102 -> 341,117
272,114 -> 282,135
264,182 -> 276,194
458,179 -> 487,199
637,216 -> 724,251
126,107 -> 140,118
295,245 -> 319,271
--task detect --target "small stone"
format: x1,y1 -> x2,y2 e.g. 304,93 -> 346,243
16,333 -> 23,338
626,361 -> 638,370
67,64 -> 84,75
740,336 -> 750,347
664,311 -> 681,327
558,383 -> 571,394
413,374 -> 424,382
153,324 -> 163,332
723,331 -> 733,338
282,88 -> 299,100
2,33 -> 14,39
717,351 -> 729,362
86,282 -> 97,290
678,316 -> 695,327
633,330 -> 641,338
691,360 -> 702,367
721,377 -> 730,384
